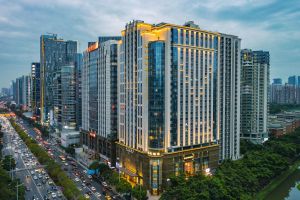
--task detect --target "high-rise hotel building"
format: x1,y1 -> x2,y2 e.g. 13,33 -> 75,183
241,49 -> 270,143
81,37 -> 121,166
117,20 -> 241,194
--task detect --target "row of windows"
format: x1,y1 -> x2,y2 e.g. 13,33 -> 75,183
176,28 -> 215,49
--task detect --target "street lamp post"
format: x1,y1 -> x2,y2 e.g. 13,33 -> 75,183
16,181 -> 24,200
116,157 -> 120,182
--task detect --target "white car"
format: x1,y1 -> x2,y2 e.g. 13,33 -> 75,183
102,182 -> 108,187
95,192 -> 101,198
91,186 -> 96,191
75,177 -> 80,182
52,192 -> 57,198
33,175 -> 38,180
57,192 -> 63,197
84,194 -> 90,199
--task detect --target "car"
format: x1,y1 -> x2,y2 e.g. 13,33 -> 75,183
88,175 -> 92,179
105,195 -> 112,200
48,181 -> 54,185
64,163 -> 69,166
75,177 -> 80,182
95,192 -> 101,198
30,170 -> 35,175
37,183 -> 42,187
57,192 -> 63,197
82,183 -> 86,187
83,170 -> 87,174
26,186 -> 31,191
112,195 -> 121,200
84,194 -> 90,199
91,186 -> 96,191
86,182 -> 91,186
38,174 -> 42,179
51,192 -> 57,198
106,186 -> 113,191
33,175 -> 38,180
102,182 -> 108,187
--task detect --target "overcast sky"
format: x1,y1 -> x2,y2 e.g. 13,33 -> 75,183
0,0 -> 299,88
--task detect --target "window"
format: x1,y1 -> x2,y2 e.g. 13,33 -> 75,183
186,30 -> 189,45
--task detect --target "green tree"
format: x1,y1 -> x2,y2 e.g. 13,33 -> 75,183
161,126 -> 300,200
116,179 -> 132,194
10,119 -> 84,200
89,160 -> 101,170
132,185 -> 148,200
0,165 -> 25,200
65,146 -> 75,156
2,155 -> 16,171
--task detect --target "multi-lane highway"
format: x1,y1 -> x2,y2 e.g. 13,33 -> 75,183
15,117 -> 123,200
1,116 -> 65,200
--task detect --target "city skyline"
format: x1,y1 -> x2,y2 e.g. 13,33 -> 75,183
0,0 -> 300,88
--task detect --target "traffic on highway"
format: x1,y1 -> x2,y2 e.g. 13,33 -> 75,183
1,116 -> 64,200
13,117 -> 123,200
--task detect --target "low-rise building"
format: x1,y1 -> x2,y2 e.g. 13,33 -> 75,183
268,111 -> 300,138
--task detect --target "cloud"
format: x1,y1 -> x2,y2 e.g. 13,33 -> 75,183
0,0 -> 299,88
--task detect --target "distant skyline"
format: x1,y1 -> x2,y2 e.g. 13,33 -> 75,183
0,0 -> 299,88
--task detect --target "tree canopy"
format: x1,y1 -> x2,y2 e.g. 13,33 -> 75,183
161,128 -> 300,200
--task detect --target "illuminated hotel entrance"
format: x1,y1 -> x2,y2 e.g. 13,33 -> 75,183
184,161 -> 194,175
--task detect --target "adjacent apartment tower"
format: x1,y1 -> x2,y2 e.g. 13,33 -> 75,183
40,34 -> 78,129
81,37 -> 121,166
15,75 -> 31,110
219,34 -> 241,160
241,49 -> 270,143
116,20 -> 240,194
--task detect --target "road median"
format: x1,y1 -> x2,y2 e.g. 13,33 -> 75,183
10,118 -> 85,200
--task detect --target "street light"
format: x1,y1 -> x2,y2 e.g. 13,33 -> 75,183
16,181 -> 24,200
116,157 -> 120,182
